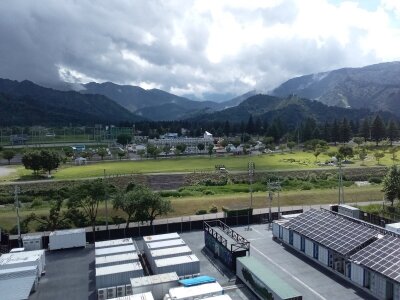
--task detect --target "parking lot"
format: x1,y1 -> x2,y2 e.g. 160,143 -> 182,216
29,224 -> 375,300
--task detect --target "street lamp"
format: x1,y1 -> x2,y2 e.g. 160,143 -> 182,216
246,162 -> 255,231
267,180 -> 281,225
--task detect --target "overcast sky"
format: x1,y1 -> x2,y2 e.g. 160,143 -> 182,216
1,0 -> 400,100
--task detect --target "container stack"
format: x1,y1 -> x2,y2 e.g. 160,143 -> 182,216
143,232 -> 200,277
48,228 -> 86,250
95,238 -> 142,299
130,272 -> 179,299
0,249 -> 46,300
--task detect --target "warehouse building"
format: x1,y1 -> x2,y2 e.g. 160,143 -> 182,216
273,209 -> 400,300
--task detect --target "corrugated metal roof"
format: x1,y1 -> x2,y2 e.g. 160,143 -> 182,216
95,244 -> 136,257
95,252 -> 139,266
96,262 -> 142,276
0,275 -> 36,300
146,239 -> 185,250
155,254 -> 198,267
0,266 -> 37,280
95,238 -> 133,249
237,256 -> 302,299
143,232 -> 180,242
150,245 -> 191,258
130,272 -> 178,287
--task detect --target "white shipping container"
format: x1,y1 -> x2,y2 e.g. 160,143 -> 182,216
96,252 -> 139,268
95,238 -> 133,249
370,272 -> 387,300
305,239 -> 314,257
23,235 -> 43,251
96,262 -> 143,289
385,222 -> 400,234
144,239 -> 186,259
293,233 -> 301,250
272,222 -> 280,238
143,232 -> 180,243
166,282 -> 223,300
10,248 -> 25,253
0,250 -> 45,276
282,228 -> 290,243
95,244 -> 136,257
202,296 -> 232,300
49,228 -> 86,250
0,266 -> 38,280
318,246 -> 329,265
154,255 -> 200,277
108,292 -> 155,300
338,205 -> 361,219
130,272 -> 179,300
149,246 -> 192,270
350,263 -> 364,286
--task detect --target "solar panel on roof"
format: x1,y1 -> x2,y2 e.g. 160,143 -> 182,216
351,235 -> 400,282
285,209 -> 379,256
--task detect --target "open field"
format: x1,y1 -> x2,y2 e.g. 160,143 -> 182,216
0,185 -> 383,232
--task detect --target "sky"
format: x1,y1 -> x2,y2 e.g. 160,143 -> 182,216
1,0 -> 400,101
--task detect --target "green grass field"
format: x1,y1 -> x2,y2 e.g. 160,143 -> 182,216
0,185 -> 383,232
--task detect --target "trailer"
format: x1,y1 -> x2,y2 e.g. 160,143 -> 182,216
49,228 -> 86,250
130,272 -> 179,299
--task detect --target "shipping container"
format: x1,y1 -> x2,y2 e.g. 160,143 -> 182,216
143,232 -> 180,243
385,222 -> 400,234
95,238 -> 134,249
202,296 -> 233,300
282,228 -> 290,243
130,272 -> 179,299
350,263 -> 364,286
304,239 -> 314,257
0,273 -> 38,300
148,246 -> 192,270
0,265 -> 38,280
165,282 -> 223,300
317,246 -> 328,266
95,244 -> 136,257
370,271 -> 387,300
292,233 -> 301,250
338,205 -> 361,219
22,235 -> 43,251
49,228 -> 86,250
144,239 -> 186,259
96,262 -> 144,289
95,252 -> 139,268
272,222 -> 280,238
236,256 -> 302,300
0,250 -> 45,276
154,255 -> 200,277
10,248 -> 25,253
108,292 -> 155,300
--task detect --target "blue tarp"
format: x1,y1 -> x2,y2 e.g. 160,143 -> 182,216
179,275 -> 216,287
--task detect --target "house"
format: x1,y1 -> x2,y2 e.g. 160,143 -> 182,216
72,145 -> 86,152
74,157 -> 87,165
10,134 -> 28,145
204,131 -> 213,140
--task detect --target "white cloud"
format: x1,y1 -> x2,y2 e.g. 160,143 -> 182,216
1,0 -> 400,99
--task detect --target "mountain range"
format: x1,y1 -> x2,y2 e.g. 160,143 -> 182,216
1,61 -> 400,126
272,61 -> 400,116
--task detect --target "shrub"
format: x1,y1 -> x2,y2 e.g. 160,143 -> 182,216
195,209 -> 207,215
209,205 -> 218,213
369,177 -> 382,184
30,198 -> 44,208
301,182 -> 313,190
203,190 -> 215,195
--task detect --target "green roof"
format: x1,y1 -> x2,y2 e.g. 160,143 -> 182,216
237,256 -> 301,299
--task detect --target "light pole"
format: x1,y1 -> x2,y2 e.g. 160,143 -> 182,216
104,169 -> 110,239
247,162 -> 255,231
14,185 -> 21,247
267,180 -> 281,226
338,159 -> 344,205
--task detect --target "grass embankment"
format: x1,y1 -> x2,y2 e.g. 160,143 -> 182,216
0,185 -> 383,232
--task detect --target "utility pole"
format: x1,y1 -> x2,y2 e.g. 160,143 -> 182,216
246,162 -> 255,231
104,169 -> 110,239
268,180 -> 281,225
338,159 -> 345,204
14,185 -> 21,247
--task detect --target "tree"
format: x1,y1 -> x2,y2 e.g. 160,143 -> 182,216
313,148 -> 322,162
383,165 -> 400,206
338,145 -> 354,161
246,115 -> 254,134
117,150 -> 126,160
97,148 -> 108,160
163,144 -> 171,154
208,144 -> 214,157
304,139 -> 328,152
373,151 -> 385,165
353,137 -> 364,148
137,149 -> 145,159
360,118 -> 370,142
287,141 -> 296,153
67,179 -> 108,241
116,134 -> 132,146
2,150 -> 15,165
358,147 -> 368,165
371,115 -> 386,146
175,143 -> 187,155
39,150 -> 61,175
146,144 -> 161,159
389,146 -> 399,163
387,120 -> 399,146
63,148 -> 73,158
331,119 -> 340,145
136,190 -> 172,228
197,143 -> 205,152
113,186 -> 144,229
26,198 -> 70,231
22,151 -> 42,175
339,118 -> 352,143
